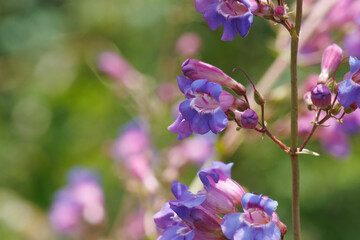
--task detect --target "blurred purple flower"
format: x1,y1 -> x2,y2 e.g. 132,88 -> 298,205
49,168 -> 105,237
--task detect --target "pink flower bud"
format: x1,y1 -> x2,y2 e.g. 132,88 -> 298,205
319,44 -> 343,83
181,58 -> 246,96
255,0 -> 274,19
274,6 -> 286,18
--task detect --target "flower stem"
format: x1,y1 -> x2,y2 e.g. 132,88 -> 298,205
290,0 -> 302,239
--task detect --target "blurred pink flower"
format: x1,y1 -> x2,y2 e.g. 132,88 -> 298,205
175,32 -> 202,57
123,210 -> 146,240
98,51 -> 132,81
112,120 -> 159,192
156,82 -> 178,102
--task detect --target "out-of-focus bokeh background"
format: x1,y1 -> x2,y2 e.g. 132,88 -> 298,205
1,0 -> 360,239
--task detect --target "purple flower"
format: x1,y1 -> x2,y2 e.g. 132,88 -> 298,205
234,109 -> 259,129
338,57 -> 360,108
154,181 -> 224,240
221,193 -> 281,240
169,76 -> 234,139
198,161 -> 245,214
195,0 -> 258,41
311,84 -> 331,108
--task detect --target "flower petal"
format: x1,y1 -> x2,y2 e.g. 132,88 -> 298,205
219,91 -> 235,111
349,56 -> 360,75
236,13 -> 253,38
221,213 -> 244,239
191,79 -> 208,94
338,78 -> 360,107
221,18 -> 238,41
177,76 -> 192,95
179,99 -> 198,121
158,225 -> 195,240
209,107 -> 228,133
204,3 -> 224,31
195,0 -> 217,13
190,113 -> 211,134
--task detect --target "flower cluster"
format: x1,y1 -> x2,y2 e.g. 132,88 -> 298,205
49,168 -> 106,237
154,161 -> 287,240
300,43 -> 360,157
169,58 -> 263,140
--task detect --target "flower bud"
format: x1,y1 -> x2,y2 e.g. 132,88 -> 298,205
235,109 -> 258,129
181,58 -> 246,96
318,44 -> 343,83
303,91 -> 314,110
255,1 -> 274,19
232,98 -> 248,111
254,90 -> 265,105
311,84 -> 331,108
274,6 -> 286,18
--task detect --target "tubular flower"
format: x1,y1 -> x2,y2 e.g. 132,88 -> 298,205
195,0 -> 258,41
169,76 -> 234,139
338,57 -> 360,108
221,193 -> 281,240
318,44 -> 343,83
181,59 -> 246,96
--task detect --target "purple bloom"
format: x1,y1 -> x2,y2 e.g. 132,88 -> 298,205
154,181 -> 224,240
234,109 -> 258,129
311,84 -> 331,108
221,193 -> 281,240
338,57 -> 360,108
195,0 -> 258,41
169,76 -> 234,139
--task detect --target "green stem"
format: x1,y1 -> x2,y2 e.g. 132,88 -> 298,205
290,0 -> 303,239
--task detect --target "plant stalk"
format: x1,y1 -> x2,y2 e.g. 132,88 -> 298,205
290,0 -> 303,239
